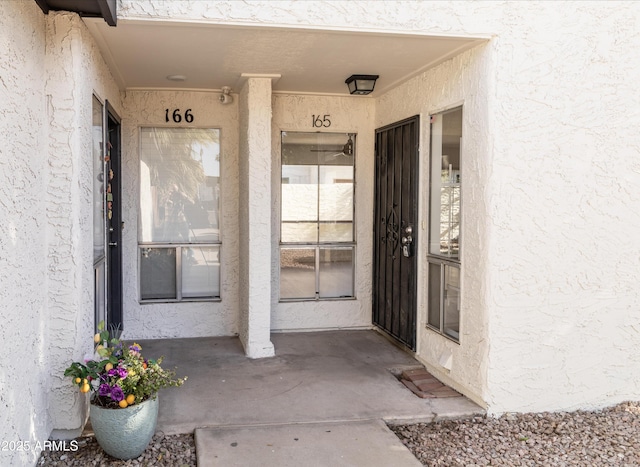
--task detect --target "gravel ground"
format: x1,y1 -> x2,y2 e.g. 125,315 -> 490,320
390,401 -> 640,466
37,432 -> 195,466
37,401 -> 640,466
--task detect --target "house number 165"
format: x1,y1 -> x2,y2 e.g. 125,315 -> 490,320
312,114 -> 331,128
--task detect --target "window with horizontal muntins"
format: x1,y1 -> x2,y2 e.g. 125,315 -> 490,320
280,131 -> 356,300
428,107 -> 462,342
139,127 -> 221,302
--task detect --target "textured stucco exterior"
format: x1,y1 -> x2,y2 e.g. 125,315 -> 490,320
121,90 -> 240,339
237,77 -> 275,358
479,3 -> 640,415
3,3 -> 640,463
1,3 -> 121,465
114,0 -> 640,414
45,10 -> 122,436
271,95 -> 376,331
376,43 -> 494,408
0,3 -> 49,465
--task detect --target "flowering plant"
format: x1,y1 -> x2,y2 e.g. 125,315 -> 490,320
64,322 -> 186,409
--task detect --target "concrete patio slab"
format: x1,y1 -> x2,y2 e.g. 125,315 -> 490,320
139,330 -> 483,435
139,330 -> 483,465
194,419 -> 423,467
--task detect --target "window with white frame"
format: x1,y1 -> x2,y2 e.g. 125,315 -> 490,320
280,132 -> 356,300
139,127 -> 221,302
428,107 -> 462,341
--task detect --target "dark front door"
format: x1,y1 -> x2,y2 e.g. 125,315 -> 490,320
373,116 -> 419,350
105,101 -> 123,332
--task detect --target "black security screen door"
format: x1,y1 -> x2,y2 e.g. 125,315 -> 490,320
373,116 -> 419,350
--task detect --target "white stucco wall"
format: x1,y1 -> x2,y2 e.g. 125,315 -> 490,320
237,78 -> 275,357
478,3 -> 640,414
375,42 -> 493,408
1,3 -> 121,464
271,95 -> 375,330
121,91 -> 240,339
3,8 -> 639,460
117,0 -> 640,414
0,2 -> 49,465
369,1 -> 640,413
45,10 -> 123,436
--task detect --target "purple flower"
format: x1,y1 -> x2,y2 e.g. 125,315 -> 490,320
129,343 -> 142,354
110,386 -> 124,402
108,367 -> 128,379
98,384 -> 111,397
113,343 -> 123,358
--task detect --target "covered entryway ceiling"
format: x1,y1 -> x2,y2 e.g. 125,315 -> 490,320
84,19 -> 485,95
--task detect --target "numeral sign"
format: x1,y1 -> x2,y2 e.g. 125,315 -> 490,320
165,109 -> 194,123
312,114 -> 331,128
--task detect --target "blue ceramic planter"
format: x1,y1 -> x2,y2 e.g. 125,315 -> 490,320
90,396 -> 159,460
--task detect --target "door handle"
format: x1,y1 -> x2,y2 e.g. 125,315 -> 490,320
401,225 -> 413,257
109,242 -> 118,247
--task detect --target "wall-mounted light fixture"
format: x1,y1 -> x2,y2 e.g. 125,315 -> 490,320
345,74 -> 379,95
219,86 -> 233,105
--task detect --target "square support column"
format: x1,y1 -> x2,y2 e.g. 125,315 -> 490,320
237,76 -> 276,358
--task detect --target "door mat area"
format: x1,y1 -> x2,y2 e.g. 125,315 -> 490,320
397,367 -> 460,399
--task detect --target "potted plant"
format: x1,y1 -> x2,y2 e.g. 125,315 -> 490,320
64,322 -> 186,460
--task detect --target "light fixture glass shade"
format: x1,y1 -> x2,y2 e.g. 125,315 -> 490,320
345,74 -> 379,95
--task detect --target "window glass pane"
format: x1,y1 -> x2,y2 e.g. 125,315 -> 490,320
280,248 -> 316,299
440,185 -> 460,256
319,248 -> 353,298
280,132 -> 355,301
140,128 -> 220,243
430,107 -> 462,257
281,162 -> 318,243
319,223 -> 353,242
427,262 -> 441,329
443,264 -> 460,340
282,132 -> 352,165
93,96 -> 104,261
281,165 -> 318,225
140,248 -> 176,300
281,222 -> 317,243
319,165 -> 353,242
182,246 -> 220,298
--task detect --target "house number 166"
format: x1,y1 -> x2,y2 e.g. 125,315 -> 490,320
312,114 -> 331,128
165,109 -> 194,123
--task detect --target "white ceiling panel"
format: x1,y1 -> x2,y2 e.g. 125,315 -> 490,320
85,19 -> 485,95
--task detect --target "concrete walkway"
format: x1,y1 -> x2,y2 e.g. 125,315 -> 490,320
140,330 -> 483,466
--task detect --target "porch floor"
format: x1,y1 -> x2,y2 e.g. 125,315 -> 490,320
138,330 -> 483,465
